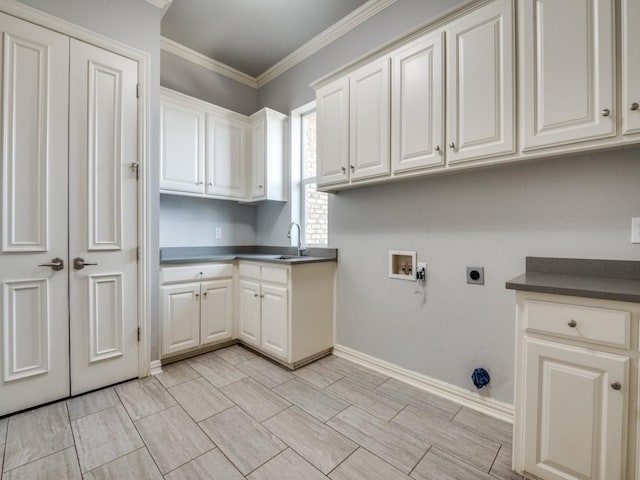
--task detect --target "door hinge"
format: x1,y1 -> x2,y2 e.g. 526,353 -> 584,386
137,327 -> 140,342
130,162 -> 140,180
136,83 -> 140,98
136,246 -> 140,262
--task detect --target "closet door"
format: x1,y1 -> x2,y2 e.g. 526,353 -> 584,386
0,13 -> 70,416
69,39 -> 139,395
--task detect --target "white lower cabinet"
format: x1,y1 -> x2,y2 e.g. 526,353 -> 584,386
260,283 -> 289,360
160,265 -> 234,358
238,279 -> 262,348
514,292 -> 639,480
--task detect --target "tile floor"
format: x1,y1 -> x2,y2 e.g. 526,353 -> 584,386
0,345 -> 522,479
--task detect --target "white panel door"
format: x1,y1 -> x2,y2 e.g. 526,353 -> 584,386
160,97 -> 205,193
69,39 -> 139,395
206,113 -> 246,199
260,283 -> 288,361
521,0 -> 615,149
316,77 -> 349,187
0,13 -> 70,416
250,113 -> 266,199
200,279 -> 233,345
349,58 -> 390,180
446,0 -> 514,163
161,284 -> 200,356
238,279 -> 261,348
622,0 -> 640,135
523,338 -> 627,480
391,31 -> 444,173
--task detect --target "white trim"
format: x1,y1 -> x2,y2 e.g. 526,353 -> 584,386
161,37 -> 258,89
149,360 -> 163,376
333,344 -> 515,423
0,0 -> 152,379
159,0 -> 398,89
256,0 -> 397,88
145,0 -> 172,17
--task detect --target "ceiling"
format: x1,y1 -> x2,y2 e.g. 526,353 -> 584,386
161,0 -> 369,78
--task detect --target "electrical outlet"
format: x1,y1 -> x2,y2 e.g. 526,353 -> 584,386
632,218 -> 640,244
215,227 -> 222,239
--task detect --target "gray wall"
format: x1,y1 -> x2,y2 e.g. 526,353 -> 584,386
161,50 -> 258,116
160,195 -> 256,247
331,151 -> 640,403
16,0 -> 164,359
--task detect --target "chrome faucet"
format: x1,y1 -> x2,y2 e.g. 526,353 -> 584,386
287,222 -> 307,257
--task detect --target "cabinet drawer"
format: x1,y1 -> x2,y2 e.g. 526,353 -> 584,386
262,265 -> 288,285
161,263 -> 233,284
524,300 -> 631,349
238,263 -> 261,279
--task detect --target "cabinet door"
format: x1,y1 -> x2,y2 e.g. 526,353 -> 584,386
349,58 -> 390,180
523,338 -> 627,480
160,97 -> 205,193
200,279 -> 233,345
260,283 -> 289,361
250,114 -> 266,200
391,31 -> 444,173
206,113 -> 246,199
238,279 -> 261,348
521,0 -> 615,149
446,0 -> 514,163
622,0 -> 640,135
161,283 -> 201,356
316,77 -> 349,187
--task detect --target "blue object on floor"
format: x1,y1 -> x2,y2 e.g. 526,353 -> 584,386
471,368 -> 490,389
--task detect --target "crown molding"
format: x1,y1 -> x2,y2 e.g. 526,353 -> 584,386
160,0 -> 397,89
145,0 -> 172,16
255,0 -> 397,87
160,37 -> 258,88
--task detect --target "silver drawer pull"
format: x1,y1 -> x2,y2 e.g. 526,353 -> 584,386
601,108 -> 611,117
567,319 -> 577,328
611,381 -> 622,391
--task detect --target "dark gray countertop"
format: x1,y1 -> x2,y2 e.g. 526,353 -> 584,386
506,257 -> 640,303
160,246 -> 337,266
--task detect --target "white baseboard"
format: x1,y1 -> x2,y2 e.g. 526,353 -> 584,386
149,360 -> 163,376
333,344 -> 514,424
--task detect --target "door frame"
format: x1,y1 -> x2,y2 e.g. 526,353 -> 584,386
0,0 -> 152,377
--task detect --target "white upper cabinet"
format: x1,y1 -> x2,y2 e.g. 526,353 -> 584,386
391,31 -> 444,173
446,0 -> 515,163
622,0 -> 640,135
349,58 -> 391,180
206,112 -> 246,199
249,108 -> 288,202
160,94 -> 205,194
316,77 -> 350,187
521,0 -> 615,149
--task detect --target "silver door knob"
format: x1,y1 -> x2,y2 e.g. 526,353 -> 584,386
601,108 -> 611,117
631,102 -> 639,111
73,257 -> 98,270
611,381 -> 622,391
38,257 -> 64,271
567,319 -> 577,328
434,145 -> 440,152
449,142 -> 455,148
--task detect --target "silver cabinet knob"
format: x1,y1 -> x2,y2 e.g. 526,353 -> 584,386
258,185 -> 263,189
208,182 -> 213,186
434,145 -> 440,152
567,319 -> 577,328
631,102 -> 639,111
254,293 -> 259,298
38,257 -> 64,271
341,166 -> 346,173
73,257 -> 97,270
611,381 -> 622,391
195,293 -> 199,299
449,142 -> 455,148
601,108 -> 611,117
350,165 -> 355,172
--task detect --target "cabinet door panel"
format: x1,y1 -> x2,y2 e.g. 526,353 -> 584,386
391,32 -> 444,173
161,283 -> 200,356
522,0 -> 615,148
206,114 -> 246,199
316,77 -> 349,187
446,0 -> 514,163
349,58 -> 390,180
201,280 -> 232,345
238,279 -> 261,348
250,115 -> 266,199
523,338 -> 627,480
260,284 -> 288,361
160,98 -> 204,193
622,0 -> 640,135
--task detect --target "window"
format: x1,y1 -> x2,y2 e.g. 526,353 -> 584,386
300,110 -> 328,246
